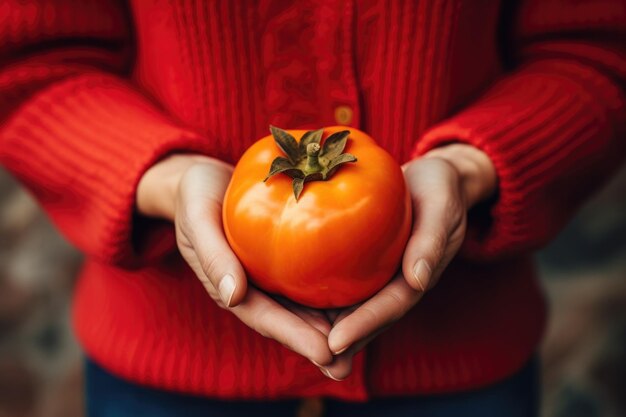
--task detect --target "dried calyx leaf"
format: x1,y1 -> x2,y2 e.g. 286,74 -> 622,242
264,126 -> 358,200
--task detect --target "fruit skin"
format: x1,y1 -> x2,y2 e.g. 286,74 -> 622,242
222,126 -> 412,308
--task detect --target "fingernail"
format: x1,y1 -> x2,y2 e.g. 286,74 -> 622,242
320,367 -> 343,382
412,260 -> 431,292
310,359 -> 322,367
218,274 -> 236,307
333,346 -> 348,355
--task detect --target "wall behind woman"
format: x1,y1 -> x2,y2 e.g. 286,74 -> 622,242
538,164 -> 626,417
0,168 -> 83,417
0,164 -> 625,417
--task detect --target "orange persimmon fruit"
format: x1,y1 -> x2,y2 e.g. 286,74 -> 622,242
223,126 -> 412,308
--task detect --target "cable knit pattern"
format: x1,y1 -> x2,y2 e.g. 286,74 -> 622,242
1,0 -> 624,400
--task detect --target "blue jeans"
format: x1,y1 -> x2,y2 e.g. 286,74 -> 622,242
85,357 -> 539,417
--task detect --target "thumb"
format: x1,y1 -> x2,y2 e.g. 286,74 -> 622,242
401,159 -> 465,292
401,219 -> 447,292
189,216 -> 248,307
177,164 -> 248,307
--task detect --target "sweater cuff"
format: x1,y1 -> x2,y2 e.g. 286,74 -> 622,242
413,60 -> 623,259
0,73 -> 213,266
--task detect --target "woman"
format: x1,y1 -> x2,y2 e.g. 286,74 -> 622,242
1,0 -> 624,416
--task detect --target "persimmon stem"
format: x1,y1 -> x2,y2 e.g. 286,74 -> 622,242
305,143 -> 322,174
265,127 -> 357,200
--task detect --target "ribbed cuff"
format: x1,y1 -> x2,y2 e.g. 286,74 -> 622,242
0,73 -> 213,266
413,60 -> 624,259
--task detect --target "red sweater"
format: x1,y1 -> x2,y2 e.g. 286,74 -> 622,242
1,0 -> 625,400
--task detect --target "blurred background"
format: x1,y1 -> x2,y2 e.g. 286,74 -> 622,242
0,162 -> 625,417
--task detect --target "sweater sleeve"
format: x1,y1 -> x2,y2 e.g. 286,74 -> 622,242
413,0 -> 626,260
0,1 -> 212,266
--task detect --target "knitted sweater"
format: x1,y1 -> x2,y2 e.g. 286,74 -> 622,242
1,0 -> 624,400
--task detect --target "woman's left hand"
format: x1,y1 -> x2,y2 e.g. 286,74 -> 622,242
318,144 -> 497,380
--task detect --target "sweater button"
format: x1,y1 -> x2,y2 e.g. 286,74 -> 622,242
334,105 -> 353,125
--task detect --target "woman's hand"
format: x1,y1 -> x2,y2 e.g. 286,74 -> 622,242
136,154 -> 334,367
320,144 -> 497,380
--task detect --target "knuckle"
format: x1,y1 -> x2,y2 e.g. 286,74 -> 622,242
175,209 -> 191,235
184,200 -> 208,223
180,163 -> 206,183
174,223 -> 188,247
198,250 -> 230,283
380,292 -> 406,323
187,199 -> 223,229
429,231 -> 448,256
249,311 -> 271,338
443,192 -> 464,217
358,305 -> 381,326
449,211 -> 467,238
414,234 -> 446,269
176,211 -> 202,248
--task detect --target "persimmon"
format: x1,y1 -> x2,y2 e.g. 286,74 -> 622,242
223,126 -> 412,308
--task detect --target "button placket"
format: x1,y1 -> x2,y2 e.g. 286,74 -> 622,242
325,0 -> 359,128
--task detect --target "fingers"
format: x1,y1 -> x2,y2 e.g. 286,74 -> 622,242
174,161 -> 333,368
176,163 -> 248,307
327,275 -> 422,356
327,304 -> 359,327
275,296 -> 332,336
401,158 -> 466,292
231,289 -> 334,366
321,326 -> 386,381
318,158 -> 470,381
319,276 -> 420,381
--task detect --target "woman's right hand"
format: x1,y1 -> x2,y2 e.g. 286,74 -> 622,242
136,154 -> 334,367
